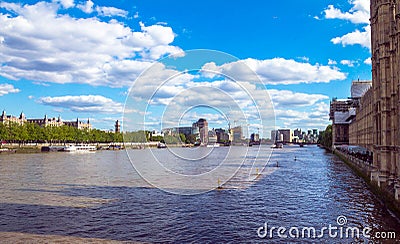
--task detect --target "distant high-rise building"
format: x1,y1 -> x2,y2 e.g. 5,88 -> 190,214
271,129 -> 291,143
231,126 -> 243,143
294,128 -> 302,137
250,133 -> 259,142
193,118 -> 208,144
278,129 -> 291,143
215,128 -> 230,143
208,130 -> 217,144
271,130 -> 278,142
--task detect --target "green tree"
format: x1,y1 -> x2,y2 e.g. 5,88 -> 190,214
150,135 -> 164,142
185,134 -> 197,144
179,133 -> 186,144
318,124 -> 332,149
164,134 -> 181,144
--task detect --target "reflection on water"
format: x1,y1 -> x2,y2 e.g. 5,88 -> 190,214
0,145 -> 399,242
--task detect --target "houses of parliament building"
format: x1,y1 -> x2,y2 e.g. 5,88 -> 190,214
330,0 -> 400,204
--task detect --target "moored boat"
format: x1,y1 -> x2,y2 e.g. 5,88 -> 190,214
41,146 -> 65,152
0,148 -> 16,154
62,144 -> 97,152
271,143 -> 283,149
157,142 -> 167,148
206,143 -> 220,148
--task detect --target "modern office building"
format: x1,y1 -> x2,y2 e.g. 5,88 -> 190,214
271,129 -> 291,143
231,126 -> 243,143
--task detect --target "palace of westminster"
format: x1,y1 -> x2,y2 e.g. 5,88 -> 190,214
330,0 -> 400,203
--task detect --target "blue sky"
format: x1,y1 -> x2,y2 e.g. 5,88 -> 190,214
0,0 -> 371,136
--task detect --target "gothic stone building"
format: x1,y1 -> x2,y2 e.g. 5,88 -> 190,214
347,0 -> 400,201
0,111 -> 92,130
369,0 -> 400,199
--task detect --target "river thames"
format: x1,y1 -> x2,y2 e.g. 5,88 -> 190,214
0,145 -> 399,243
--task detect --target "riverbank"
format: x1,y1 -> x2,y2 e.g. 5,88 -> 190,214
0,145 -> 42,153
332,148 -> 400,219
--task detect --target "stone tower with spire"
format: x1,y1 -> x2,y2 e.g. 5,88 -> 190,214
115,120 -> 121,133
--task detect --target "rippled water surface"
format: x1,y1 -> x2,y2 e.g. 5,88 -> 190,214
0,145 -> 399,243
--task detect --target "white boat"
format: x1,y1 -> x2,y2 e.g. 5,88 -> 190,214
271,143 -> 283,149
157,142 -> 167,148
63,144 -> 97,152
206,143 -> 220,148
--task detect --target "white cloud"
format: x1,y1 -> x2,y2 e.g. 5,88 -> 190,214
37,95 -> 124,114
297,56 -> 310,62
55,0 -> 75,9
77,0 -> 93,13
275,102 -> 330,130
268,89 -> 329,107
324,0 -> 370,24
331,25 -> 371,49
134,12 -> 139,19
202,58 -> 346,85
0,1 -> 182,87
364,57 -> 371,65
95,6 -> 127,17
340,59 -> 357,67
328,59 -> 337,65
325,0 -> 371,50
0,83 -> 20,96
123,62 -> 275,132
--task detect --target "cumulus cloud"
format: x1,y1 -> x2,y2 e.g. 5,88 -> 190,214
95,6 -> 127,17
55,0 -> 75,9
275,102 -> 330,129
123,58 -> 336,132
269,91 -> 330,129
0,83 -> 20,96
325,0 -> 371,50
331,25 -> 371,49
77,0 -> 93,13
364,57 -> 372,65
37,95 -> 124,114
324,0 -> 370,24
0,1 -> 182,87
340,59 -> 357,67
202,58 -> 346,85
268,89 -> 329,107
328,59 -> 337,65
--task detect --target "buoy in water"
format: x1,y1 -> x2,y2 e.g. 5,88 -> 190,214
217,178 -> 223,189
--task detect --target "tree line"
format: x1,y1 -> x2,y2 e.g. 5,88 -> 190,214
0,122 -> 201,144
0,122 -> 123,144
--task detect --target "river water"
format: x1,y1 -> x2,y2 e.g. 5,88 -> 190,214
0,145 -> 399,243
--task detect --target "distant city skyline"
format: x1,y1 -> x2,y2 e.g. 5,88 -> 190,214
0,0 -> 371,131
